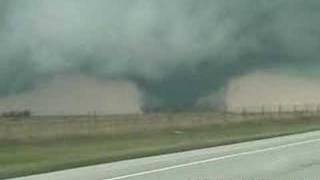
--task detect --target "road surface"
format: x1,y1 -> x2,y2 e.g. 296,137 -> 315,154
11,131 -> 320,180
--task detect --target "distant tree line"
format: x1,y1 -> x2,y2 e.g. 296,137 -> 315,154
1,110 -> 32,118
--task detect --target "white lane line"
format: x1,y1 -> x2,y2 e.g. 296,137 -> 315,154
105,137 -> 320,180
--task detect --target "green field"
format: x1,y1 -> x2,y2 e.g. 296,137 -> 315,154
1,113 -> 320,179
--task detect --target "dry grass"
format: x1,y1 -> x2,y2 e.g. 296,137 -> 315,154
1,112 -> 320,179
0,112 -> 230,142
1,112 -> 316,142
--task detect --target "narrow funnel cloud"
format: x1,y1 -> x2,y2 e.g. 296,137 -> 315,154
0,0 -> 319,111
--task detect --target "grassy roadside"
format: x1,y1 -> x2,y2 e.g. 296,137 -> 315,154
1,116 -> 320,179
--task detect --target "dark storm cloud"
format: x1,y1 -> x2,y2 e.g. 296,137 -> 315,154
0,0 -> 319,109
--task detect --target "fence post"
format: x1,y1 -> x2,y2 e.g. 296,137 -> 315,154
241,107 -> 247,117
278,104 -> 282,115
223,105 -> 227,121
261,105 -> 265,116
304,104 -> 308,115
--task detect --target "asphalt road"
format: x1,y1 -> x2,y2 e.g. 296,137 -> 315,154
11,131 -> 320,180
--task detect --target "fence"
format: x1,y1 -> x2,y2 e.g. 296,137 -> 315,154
226,104 -> 320,116
2,104 -> 320,142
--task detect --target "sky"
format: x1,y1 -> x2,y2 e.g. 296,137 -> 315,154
0,0 -> 319,110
